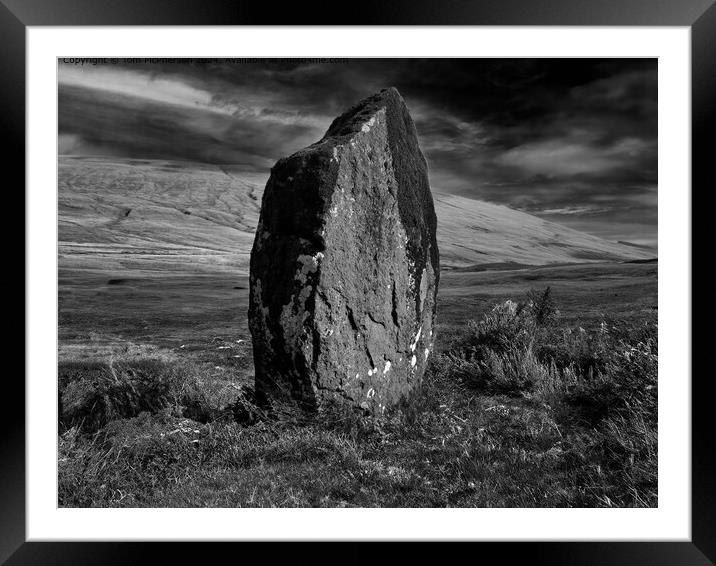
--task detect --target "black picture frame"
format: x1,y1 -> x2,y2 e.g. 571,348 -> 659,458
6,1 -> 709,563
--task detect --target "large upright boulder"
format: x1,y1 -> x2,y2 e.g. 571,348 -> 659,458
249,87 -> 439,414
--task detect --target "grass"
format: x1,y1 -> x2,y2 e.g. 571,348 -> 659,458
58,287 -> 657,508
59,356 -> 236,433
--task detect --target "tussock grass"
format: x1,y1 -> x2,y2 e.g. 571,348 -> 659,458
59,288 -> 657,508
59,358 -> 236,433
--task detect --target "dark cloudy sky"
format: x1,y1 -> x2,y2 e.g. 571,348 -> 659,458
58,58 -> 657,248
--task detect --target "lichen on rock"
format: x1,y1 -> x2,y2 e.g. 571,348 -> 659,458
248,87 -> 439,414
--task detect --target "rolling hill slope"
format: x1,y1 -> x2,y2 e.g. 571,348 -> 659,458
58,155 -> 653,276
433,193 -> 653,268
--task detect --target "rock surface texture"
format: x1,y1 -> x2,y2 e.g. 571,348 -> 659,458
249,87 -> 439,414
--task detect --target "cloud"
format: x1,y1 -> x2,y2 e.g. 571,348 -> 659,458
59,65 -> 217,111
496,136 -> 653,177
57,77 -> 329,168
59,64 -> 337,130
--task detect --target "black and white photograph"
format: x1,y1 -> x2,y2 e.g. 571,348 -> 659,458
57,57 -> 658,509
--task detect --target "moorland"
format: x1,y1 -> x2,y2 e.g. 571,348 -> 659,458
58,156 -> 657,508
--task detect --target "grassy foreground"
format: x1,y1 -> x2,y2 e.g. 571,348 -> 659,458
59,289 -> 657,508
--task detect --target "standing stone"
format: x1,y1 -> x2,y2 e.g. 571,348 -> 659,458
249,87 -> 439,414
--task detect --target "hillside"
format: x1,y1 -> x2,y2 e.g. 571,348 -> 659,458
58,155 -> 653,276
433,193 -> 653,267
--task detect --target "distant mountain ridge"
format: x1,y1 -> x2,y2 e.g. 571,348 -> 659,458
58,156 -> 654,276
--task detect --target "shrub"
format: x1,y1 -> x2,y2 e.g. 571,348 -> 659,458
59,359 -> 229,433
459,300 -> 533,360
443,291 -> 657,456
563,337 -> 657,425
537,324 -> 610,377
447,288 -> 561,393
524,286 -> 559,327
